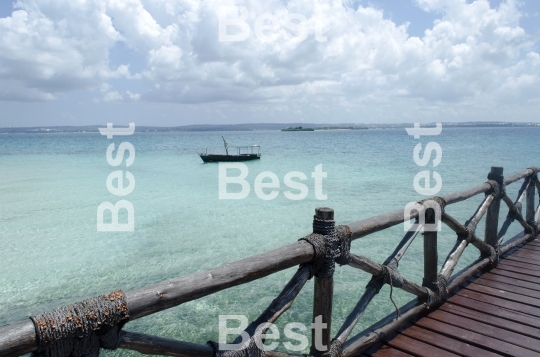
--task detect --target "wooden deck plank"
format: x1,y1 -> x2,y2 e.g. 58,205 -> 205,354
416,317 -> 540,357
447,294 -> 540,328
464,283 -> 540,308
479,271 -> 540,292
369,345 -> 414,357
506,247 -> 538,256
489,268 -> 540,284
501,252 -> 540,262
494,263 -> 540,278
499,255 -> 540,267
455,288 -> 540,318
367,237 -> 540,357
440,303 -> 540,340
400,324 -> 503,357
499,259 -> 540,271
518,247 -> 540,253
428,309 -> 540,353
384,333 -> 460,357
473,276 -> 540,298
505,252 -> 540,264
520,242 -> 540,250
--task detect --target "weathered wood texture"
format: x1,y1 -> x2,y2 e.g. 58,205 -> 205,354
423,209 -> 438,288
526,175 -> 536,223
0,321 -> 35,357
311,207 -> 335,355
501,193 -> 533,233
442,213 -> 494,258
119,331 -> 214,357
347,183 -> 492,241
312,277 -> 333,354
439,194 -> 493,280
348,254 -> 427,298
336,223 -> 426,345
485,166 -> 503,247
361,237 -> 540,357
127,241 -> 314,320
343,229 -> 535,356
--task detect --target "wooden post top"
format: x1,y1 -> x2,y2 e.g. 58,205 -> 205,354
315,207 -> 334,220
490,166 -> 504,175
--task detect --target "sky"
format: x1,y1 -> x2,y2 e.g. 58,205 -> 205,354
0,0 -> 539,127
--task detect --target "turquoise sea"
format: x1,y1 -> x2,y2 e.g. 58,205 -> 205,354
0,127 -> 538,355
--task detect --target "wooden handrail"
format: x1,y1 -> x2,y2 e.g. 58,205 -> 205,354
1,166 -> 539,357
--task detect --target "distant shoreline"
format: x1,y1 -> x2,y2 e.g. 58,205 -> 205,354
0,122 -> 539,133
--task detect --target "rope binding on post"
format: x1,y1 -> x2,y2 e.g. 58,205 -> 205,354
424,274 -> 448,308
366,259 -> 404,319
30,290 -> 129,357
206,340 -> 263,357
321,339 -> 343,357
487,167 -> 505,199
299,208 -> 340,278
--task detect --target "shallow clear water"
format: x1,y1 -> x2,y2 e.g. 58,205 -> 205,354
0,127 -> 538,355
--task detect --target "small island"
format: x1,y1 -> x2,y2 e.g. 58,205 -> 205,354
281,126 -> 315,131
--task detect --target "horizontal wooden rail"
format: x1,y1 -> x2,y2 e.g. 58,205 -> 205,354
119,331 -> 214,357
1,166 -> 539,357
0,242 -> 315,357
127,242 -> 314,320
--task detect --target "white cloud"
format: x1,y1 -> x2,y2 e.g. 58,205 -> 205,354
100,64 -> 141,79
0,0 -> 538,123
103,91 -> 123,102
126,90 -> 141,101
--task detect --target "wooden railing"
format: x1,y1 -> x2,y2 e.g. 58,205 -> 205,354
1,166 -> 539,357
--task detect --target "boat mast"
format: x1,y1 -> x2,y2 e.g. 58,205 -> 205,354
222,136 -> 229,155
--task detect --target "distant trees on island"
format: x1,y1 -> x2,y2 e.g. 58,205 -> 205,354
281,126 -> 315,131
281,126 -> 368,131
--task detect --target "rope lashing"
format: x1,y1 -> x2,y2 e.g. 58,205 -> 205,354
382,265 -> 401,319
383,260 -> 403,319
367,259 -> 403,319
418,196 -> 447,217
207,339 -> 263,357
320,338 -> 343,357
425,275 -> 448,307
494,238 -> 502,267
299,233 -> 327,278
486,180 -> 505,199
335,225 -> 352,265
506,207 -> 517,220
30,291 -> 129,357
526,220 -> 538,236
487,167 -> 505,199
299,215 -> 340,278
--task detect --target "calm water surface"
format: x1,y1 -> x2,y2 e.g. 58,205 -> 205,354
0,127 -> 538,355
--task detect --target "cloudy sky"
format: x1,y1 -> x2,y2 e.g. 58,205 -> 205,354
0,0 -> 538,127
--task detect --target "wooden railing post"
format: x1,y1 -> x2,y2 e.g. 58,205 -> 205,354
485,166 -> 503,247
526,173 -> 536,225
311,207 -> 335,356
422,208 -> 438,289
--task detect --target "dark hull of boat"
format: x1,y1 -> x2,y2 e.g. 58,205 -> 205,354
200,154 -> 261,162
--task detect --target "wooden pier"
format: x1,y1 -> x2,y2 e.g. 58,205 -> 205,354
1,166 -> 540,357
361,238 -> 540,357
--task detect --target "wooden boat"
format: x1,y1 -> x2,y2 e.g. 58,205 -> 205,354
199,137 -> 261,162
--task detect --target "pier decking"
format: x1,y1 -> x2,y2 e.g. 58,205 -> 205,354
364,238 -> 540,357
